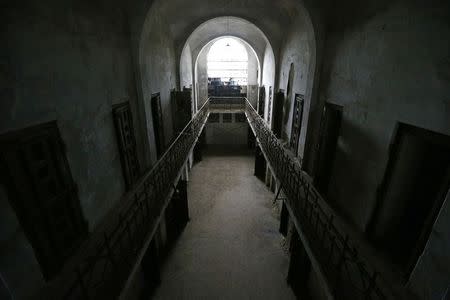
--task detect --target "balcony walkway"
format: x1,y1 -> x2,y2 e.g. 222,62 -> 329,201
152,147 -> 296,300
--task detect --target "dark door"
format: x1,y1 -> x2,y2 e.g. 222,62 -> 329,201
151,93 -> 166,158
141,239 -> 161,298
272,90 -> 285,138
173,180 -> 189,229
164,198 -> 177,249
254,146 -> 266,181
368,123 -> 450,277
247,125 -> 256,149
257,86 -> 266,117
287,229 -> 312,299
165,180 -> 189,248
313,103 -> 343,195
289,94 -> 305,154
193,131 -> 205,163
112,102 -> 141,190
279,201 -> 289,237
0,122 -> 87,279
172,90 -> 192,134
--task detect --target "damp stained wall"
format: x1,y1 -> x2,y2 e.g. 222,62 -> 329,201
277,17 -> 312,155
139,4 -> 177,164
0,0 -> 136,297
316,1 -> 450,298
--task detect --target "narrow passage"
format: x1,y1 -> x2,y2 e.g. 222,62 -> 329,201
153,148 -> 295,299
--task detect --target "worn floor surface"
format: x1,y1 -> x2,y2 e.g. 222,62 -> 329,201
152,149 -> 295,300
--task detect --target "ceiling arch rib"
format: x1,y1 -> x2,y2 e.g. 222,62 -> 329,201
181,16 -> 271,68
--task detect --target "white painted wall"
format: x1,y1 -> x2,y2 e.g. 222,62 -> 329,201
261,43 -> 276,125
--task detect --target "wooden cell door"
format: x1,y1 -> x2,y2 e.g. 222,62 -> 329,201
151,93 -> 166,158
287,229 -> 312,299
313,103 -> 343,195
247,125 -> 256,149
289,94 -> 305,154
113,102 -> 141,190
193,131 -> 205,163
0,122 -> 87,279
279,201 -> 289,237
254,146 -> 266,181
368,123 -> 450,277
272,90 -> 285,138
141,239 -> 161,297
172,90 -> 192,134
257,86 -> 266,117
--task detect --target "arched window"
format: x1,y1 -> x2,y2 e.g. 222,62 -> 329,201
207,38 -> 248,85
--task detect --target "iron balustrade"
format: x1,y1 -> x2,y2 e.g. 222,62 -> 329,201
244,99 -> 410,300
33,95 -> 411,300
209,96 -> 246,110
35,102 -> 209,300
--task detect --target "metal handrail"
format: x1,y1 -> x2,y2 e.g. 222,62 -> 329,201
244,98 -> 411,300
34,101 -> 210,300
208,96 -> 246,110
33,95 -> 413,299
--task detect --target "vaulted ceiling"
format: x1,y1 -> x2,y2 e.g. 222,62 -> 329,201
184,17 -> 269,66
137,0 -> 316,53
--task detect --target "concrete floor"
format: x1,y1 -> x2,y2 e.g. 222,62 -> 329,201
152,148 -> 295,300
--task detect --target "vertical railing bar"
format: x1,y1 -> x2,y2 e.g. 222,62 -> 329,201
56,99 -> 396,299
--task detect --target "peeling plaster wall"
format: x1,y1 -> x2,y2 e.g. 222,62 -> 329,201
0,0 -> 135,297
317,1 -> 450,298
0,0 -> 326,298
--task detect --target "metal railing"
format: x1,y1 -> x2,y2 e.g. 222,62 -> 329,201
35,102 -> 209,300
208,96 -> 246,110
244,99 -> 408,300
35,96 -> 410,300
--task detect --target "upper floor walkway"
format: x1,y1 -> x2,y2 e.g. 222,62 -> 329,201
152,148 -> 295,299
33,97 -> 414,300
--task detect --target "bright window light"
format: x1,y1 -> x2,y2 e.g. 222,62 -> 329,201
207,38 -> 248,85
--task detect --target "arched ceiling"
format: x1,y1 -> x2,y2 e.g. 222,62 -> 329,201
141,0 -> 311,52
185,17 -> 269,66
